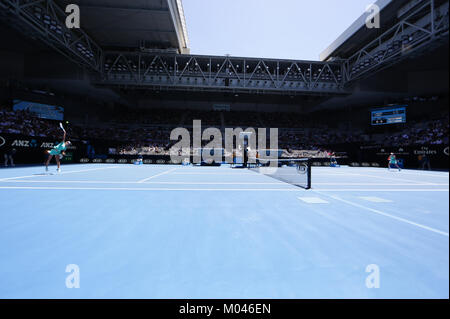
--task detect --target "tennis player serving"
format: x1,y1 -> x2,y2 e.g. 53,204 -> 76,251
44,123 -> 71,173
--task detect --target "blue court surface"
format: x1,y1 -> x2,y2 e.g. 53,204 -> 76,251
0,164 -> 448,299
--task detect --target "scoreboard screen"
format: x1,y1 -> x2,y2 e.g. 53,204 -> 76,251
371,106 -> 406,126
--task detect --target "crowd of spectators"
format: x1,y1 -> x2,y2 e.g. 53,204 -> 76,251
1,105 -> 448,157
381,116 -> 449,147
0,107 -> 62,139
277,126 -> 366,150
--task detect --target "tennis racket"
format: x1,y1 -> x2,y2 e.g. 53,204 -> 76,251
59,122 -> 66,132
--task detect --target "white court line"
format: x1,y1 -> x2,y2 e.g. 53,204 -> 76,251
309,173 -> 356,176
351,168 -> 449,178
314,167 -> 449,178
298,197 -> 329,204
137,168 -> 178,183
0,180 -> 447,186
0,180 -> 287,185
173,173 -> 256,175
313,189 -> 448,192
396,172 -> 450,178
315,192 -> 449,237
0,186 -> 448,192
314,183 -> 449,186
0,166 -> 120,182
326,173 -> 431,184
0,186 -> 302,192
359,196 -> 393,203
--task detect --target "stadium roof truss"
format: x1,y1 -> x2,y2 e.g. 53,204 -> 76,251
0,0 -> 103,72
343,0 -> 449,83
0,0 -> 448,95
96,53 -> 346,95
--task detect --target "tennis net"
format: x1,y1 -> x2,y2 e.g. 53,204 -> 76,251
248,157 -> 312,189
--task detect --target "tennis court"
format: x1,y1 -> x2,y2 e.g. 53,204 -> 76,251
0,164 -> 448,299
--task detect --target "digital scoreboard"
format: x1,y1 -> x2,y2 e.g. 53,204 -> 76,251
371,106 -> 406,126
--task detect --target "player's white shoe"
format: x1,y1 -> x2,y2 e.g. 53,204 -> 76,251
57,168 -> 61,173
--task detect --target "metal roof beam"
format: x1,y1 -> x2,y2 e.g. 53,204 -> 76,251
74,5 -> 169,14
97,51 -> 347,95
0,0 -> 104,72
343,0 -> 449,84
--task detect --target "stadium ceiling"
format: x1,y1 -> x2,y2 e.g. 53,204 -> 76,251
55,0 -> 190,53
320,0 -> 448,61
0,0 -> 448,97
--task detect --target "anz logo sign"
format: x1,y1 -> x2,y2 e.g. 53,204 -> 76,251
12,139 -> 33,147
41,142 -> 55,148
11,139 -> 55,148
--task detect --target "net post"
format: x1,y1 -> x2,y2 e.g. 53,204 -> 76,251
306,158 -> 312,190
